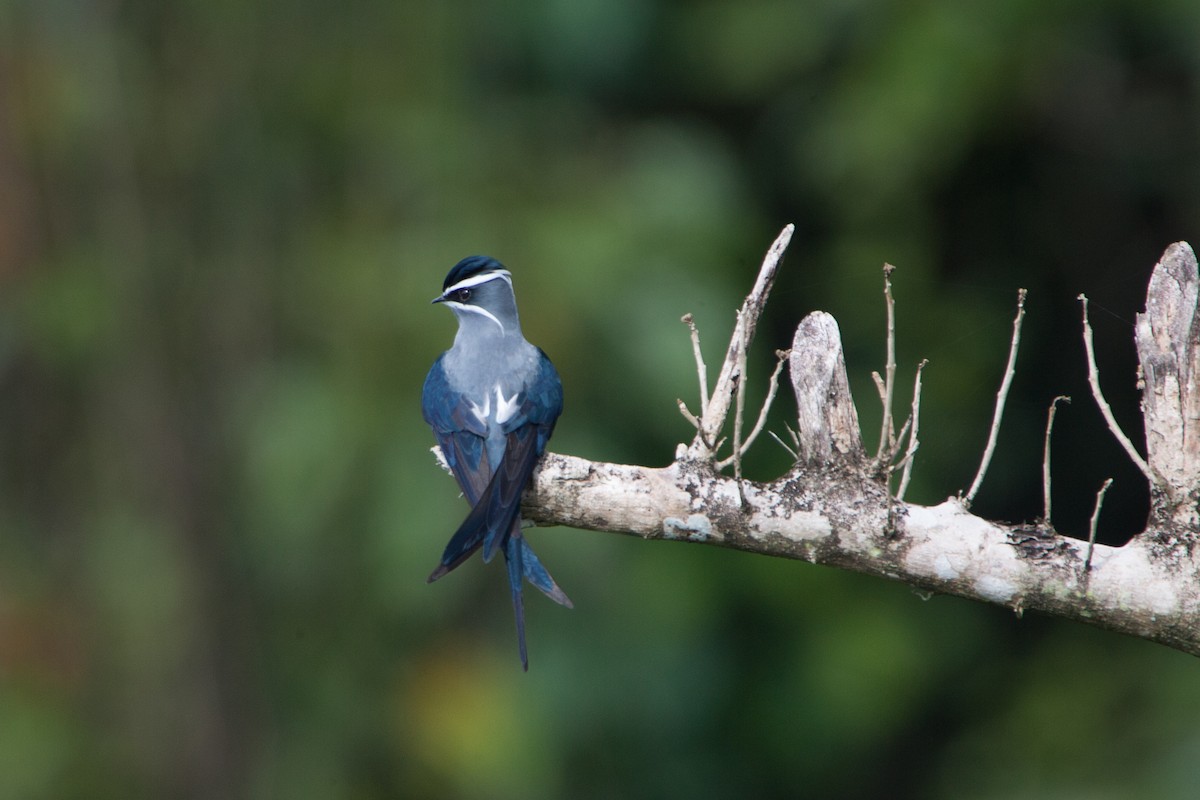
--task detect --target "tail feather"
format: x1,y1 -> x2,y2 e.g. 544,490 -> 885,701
426,536 -> 483,583
428,452 -> 528,581
429,427 -> 538,578
518,535 -> 573,608
505,534 -> 529,671
428,421 -> 571,669
502,529 -> 572,670
427,496 -> 522,582
481,429 -> 540,563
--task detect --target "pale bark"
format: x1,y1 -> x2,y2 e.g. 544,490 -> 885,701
504,233 -> 1200,658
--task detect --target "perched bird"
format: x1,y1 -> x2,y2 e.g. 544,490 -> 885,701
422,256 -> 571,670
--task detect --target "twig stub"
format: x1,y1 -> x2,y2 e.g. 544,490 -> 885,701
789,311 -> 864,464
1134,241 -> 1200,524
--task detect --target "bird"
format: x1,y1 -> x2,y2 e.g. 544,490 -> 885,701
421,255 -> 571,670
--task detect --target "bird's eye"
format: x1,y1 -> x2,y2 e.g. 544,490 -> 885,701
454,288 -> 472,303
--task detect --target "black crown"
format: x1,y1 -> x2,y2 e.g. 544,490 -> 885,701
443,255 -> 506,291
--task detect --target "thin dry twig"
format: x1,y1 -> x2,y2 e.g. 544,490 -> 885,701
677,399 -> 707,445
1042,395 -> 1071,523
871,371 -> 887,408
718,349 -> 789,469
875,264 -> 898,462
964,288 -> 1028,507
892,415 -> 913,460
785,421 -> 801,452
768,430 -> 799,461
731,315 -> 748,483
1085,477 -> 1115,571
885,462 -> 897,535
682,313 -> 710,418
695,225 -> 793,453
896,359 -> 929,502
782,421 -> 803,460
1079,294 -> 1156,486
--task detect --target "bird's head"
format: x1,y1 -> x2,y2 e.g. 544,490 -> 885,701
433,256 -> 520,337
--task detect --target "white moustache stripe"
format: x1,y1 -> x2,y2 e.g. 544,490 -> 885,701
443,301 -> 506,334
442,269 -> 513,296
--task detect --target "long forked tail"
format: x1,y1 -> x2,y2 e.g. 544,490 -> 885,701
503,527 -> 573,670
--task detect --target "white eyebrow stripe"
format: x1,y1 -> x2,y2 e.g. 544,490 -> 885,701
443,269 -> 513,295
442,300 -> 506,334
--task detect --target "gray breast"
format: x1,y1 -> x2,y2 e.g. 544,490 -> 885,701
444,337 -> 539,424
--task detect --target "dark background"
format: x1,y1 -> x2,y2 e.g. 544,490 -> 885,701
2,2 -> 1198,798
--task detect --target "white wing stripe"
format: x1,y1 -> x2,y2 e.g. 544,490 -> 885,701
468,394 -> 491,425
494,385 -> 521,425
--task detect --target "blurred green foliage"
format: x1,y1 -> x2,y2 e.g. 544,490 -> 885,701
1,1 -> 1199,798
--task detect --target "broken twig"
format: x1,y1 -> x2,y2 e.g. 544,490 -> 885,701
682,314 -> 710,418
896,359 -> 929,502
1085,478 -> 1114,571
1042,395 -> 1070,524
964,288 -> 1027,507
690,224 -> 793,457
875,264 -> 898,463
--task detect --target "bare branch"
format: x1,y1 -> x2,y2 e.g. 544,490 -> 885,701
681,313 -> 710,418
730,317 -> 748,483
1042,395 -> 1071,524
875,264 -> 898,462
718,349 -> 789,469
678,398 -> 702,430
790,312 -> 865,464
964,288 -> 1028,507
892,415 -> 913,462
1085,477 -> 1115,571
1134,241 -> 1200,524
692,224 -> 793,456
1079,294 -> 1156,486
523,451 -> 1200,659
871,371 -> 886,409
896,359 -> 929,502
768,429 -> 799,461
785,422 -> 801,453
677,400 -> 719,455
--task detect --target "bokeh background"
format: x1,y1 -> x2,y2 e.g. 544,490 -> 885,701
3,1 -> 1200,798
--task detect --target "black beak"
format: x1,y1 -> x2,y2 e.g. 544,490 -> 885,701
431,294 -> 445,304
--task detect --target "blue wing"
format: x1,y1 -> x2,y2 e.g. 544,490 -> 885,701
479,350 -> 563,560
422,354 -> 491,507
423,349 -> 571,663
